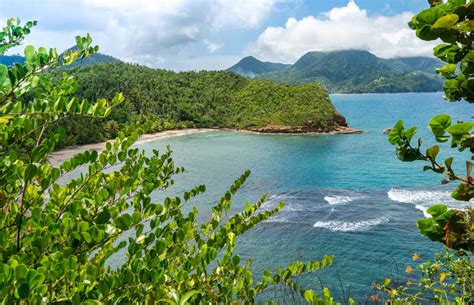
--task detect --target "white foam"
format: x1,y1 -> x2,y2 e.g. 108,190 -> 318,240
324,195 -> 366,205
388,188 -> 473,218
313,217 -> 389,232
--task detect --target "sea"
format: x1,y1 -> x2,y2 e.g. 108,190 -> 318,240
112,92 -> 473,302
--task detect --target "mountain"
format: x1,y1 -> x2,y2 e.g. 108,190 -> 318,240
0,54 -> 25,66
0,51 -> 120,68
64,52 -> 120,69
227,56 -> 290,77
228,50 -> 443,93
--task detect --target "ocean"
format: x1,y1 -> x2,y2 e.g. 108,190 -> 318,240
114,92 -> 473,301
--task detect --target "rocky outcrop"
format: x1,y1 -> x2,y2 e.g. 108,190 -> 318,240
240,112 -> 363,134
334,111 -> 348,127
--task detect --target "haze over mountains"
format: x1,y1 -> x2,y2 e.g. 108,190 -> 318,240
228,50 -> 443,93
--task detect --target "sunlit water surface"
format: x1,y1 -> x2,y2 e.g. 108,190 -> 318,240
99,93 -> 472,301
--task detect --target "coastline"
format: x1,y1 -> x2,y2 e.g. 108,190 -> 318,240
47,128 -> 217,166
48,126 -> 364,166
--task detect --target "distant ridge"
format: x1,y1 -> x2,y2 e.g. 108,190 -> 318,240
0,54 -> 25,66
227,50 -> 443,93
227,56 -> 290,77
0,48 -> 120,68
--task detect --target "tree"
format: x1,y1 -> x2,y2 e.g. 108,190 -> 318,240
389,0 -> 473,251
384,0 -> 473,303
0,19 -> 343,304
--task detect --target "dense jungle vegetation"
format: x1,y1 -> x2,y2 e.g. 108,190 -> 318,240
53,62 -> 337,147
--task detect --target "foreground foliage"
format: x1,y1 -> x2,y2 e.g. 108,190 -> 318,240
0,19 -> 344,304
389,0 -> 473,251
374,249 -> 473,304
387,0 -> 473,303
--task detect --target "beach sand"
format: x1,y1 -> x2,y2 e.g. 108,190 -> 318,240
48,126 -> 364,166
48,128 -> 217,166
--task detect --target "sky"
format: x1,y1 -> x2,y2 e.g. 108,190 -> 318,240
0,0 -> 437,71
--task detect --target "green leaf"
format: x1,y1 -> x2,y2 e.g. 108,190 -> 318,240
396,145 -> 421,162
403,126 -> 418,142
457,20 -> 474,32
24,45 -> 35,63
432,14 -> 459,30
451,183 -> 473,201
429,114 -> 452,139
388,120 -> 404,145
303,290 -> 315,302
445,122 -> 474,135
437,64 -> 457,78
16,282 -> 29,299
417,218 -> 443,241
426,145 -> 440,160
179,290 -> 200,305
96,209 -> 110,224
115,214 -> 133,230
24,164 -> 37,180
28,273 -> 45,290
426,204 -> 448,218
0,64 -> 7,84
416,7 -> 445,25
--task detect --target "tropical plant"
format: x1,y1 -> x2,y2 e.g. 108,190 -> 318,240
408,0 -> 474,102
0,19 -> 345,304
388,0 -> 473,251
386,0 -> 473,303
373,249 -> 473,304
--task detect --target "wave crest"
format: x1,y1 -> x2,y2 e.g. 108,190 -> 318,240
388,188 -> 473,217
313,217 -> 389,232
324,195 -> 366,205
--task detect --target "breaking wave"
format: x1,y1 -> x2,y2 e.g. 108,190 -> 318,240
388,188 -> 473,218
313,217 -> 389,232
324,195 -> 366,205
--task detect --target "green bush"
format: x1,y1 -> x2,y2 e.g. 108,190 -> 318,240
0,19 -> 344,304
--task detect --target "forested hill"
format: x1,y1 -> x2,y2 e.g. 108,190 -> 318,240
228,50 -> 443,93
227,56 -> 291,77
55,62 -> 342,146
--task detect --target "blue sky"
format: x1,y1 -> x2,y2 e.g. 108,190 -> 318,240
0,0 -> 436,71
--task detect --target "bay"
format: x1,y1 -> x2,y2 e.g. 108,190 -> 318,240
117,92 -> 473,300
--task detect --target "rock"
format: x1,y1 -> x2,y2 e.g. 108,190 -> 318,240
241,124 -> 364,135
334,111 -> 348,127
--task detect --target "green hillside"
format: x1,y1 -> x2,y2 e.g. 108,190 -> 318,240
53,62 -> 341,146
229,50 -> 443,93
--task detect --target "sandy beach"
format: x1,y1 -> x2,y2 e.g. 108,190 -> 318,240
48,126 -> 364,166
48,128 -> 217,166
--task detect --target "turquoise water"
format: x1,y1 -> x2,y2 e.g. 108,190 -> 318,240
131,93 -> 472,301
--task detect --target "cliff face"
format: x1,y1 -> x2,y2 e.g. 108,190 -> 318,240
334,111 -> 348,127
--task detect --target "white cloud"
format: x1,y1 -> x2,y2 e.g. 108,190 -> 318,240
0,0 -> 280,70
204,40 -> 224,53
247,0 -> 437,62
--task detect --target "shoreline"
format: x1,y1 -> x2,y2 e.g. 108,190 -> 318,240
48,126 -> 364,166
48,128 -> 217,166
